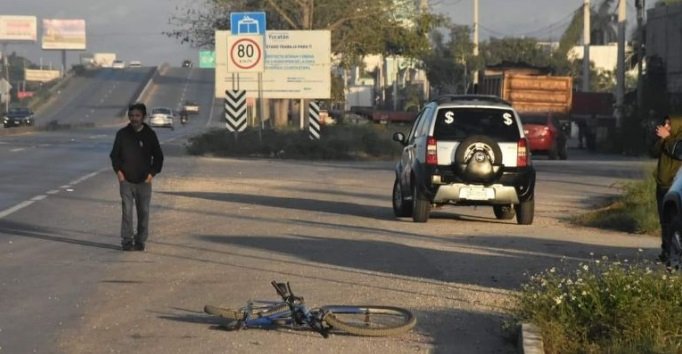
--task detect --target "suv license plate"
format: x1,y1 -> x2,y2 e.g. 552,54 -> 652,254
459,187 -> 494,200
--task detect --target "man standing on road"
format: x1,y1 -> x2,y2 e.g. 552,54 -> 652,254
651,115 -> 682,263
110,102 -> 164,251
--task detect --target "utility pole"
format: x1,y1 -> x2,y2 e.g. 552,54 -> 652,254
582,0 -> 591,92
472,0 -> 479,92
635,0 -> 646,111
615,0 -> 627,129
1,43 -> 10,112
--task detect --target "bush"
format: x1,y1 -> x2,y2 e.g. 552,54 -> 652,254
509,257 -> 682,353
572,172 -> 660,235
185,123 -> 411,160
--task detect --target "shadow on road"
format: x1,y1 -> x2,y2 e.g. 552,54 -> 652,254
195,233 -> 644,291
0,220 -> 119,251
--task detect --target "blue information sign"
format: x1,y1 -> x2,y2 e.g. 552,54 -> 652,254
230,12 -> 266,36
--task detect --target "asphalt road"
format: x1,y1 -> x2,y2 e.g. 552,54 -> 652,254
0,69 -> 661,353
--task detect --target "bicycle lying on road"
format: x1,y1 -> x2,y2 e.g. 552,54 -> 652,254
204,280 -> 416,338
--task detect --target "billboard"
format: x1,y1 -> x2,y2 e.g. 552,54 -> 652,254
215,30 -> 331,99
25,69 -> 61,82
0,16 -> 37,41
42,19 -> 86,50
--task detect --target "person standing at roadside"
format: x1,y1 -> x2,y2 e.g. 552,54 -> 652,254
110,103 -> 164,251
651,115 -> 682,262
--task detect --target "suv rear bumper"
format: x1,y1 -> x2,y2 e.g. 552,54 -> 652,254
423,167 -> 535,205
433,183 -> 520,204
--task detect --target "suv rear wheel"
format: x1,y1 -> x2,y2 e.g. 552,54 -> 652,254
515,197 -> 534,225
493,205 -> 515,220
392,178 -> 413,217
412,183 -> 431,223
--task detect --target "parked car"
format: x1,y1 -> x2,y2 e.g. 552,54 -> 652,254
182,60 -> 193,68
149,107 -> 175,130
3,107 -> 35,128
391,95 -> 536,224
183,100 -> 200,114
521,113 -> 568,160
128,60 -> 142,67
112,60 -> 126,69
661,140 -> 682,268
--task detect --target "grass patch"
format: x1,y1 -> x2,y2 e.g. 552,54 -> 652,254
572,173 -> 660,236
508,257 -> 682,353
186,123 -> 411,160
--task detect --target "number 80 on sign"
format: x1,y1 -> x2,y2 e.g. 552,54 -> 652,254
227,35 -> 264,73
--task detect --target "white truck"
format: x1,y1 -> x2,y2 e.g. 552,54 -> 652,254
92,53 -> 117,68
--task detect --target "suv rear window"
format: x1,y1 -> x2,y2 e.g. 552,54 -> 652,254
433,107 -> 520,141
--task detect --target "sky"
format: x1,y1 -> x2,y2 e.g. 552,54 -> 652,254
0,0 -> 652,69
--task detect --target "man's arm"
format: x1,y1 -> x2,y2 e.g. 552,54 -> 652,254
110,131 -> 122,173
150,131 -> 164,176
662,134 -> 681,158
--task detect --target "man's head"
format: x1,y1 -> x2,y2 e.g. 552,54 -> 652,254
128,102 -> 147,130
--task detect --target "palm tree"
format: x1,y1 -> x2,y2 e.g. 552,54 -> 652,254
590,0 -> 618,45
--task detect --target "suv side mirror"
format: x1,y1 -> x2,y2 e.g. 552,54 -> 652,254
673,140 -> 682,160
392,132 -> 406,145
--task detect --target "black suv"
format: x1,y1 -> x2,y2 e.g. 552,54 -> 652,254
392,95 -> 536,224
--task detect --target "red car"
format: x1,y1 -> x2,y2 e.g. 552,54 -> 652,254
521,113 -> 568,160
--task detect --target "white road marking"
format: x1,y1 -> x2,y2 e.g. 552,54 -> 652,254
10,148 -> 25,152
0,201 -> 34,219
60,185 -> 72,189
46,190 -> 60,195
69,171 -> 98,185
31,195 -> 47,201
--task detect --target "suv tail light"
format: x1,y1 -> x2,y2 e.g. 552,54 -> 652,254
426,136 -> 438,165
517,138 -> 529,167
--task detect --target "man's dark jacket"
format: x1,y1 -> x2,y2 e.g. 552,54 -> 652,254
110,123 -> 164,183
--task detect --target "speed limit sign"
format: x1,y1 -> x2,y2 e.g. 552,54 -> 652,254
227,35 -> 264,73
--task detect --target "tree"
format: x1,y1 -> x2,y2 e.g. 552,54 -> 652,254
480,37 -> 555,69
167,0 -> 434,64
420,24 -> 478,94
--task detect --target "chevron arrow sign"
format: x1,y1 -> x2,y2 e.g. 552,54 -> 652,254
308,100 -> 320,140
224,89 -> 247,132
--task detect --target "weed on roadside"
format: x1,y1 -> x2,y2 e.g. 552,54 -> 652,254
508,255 -> 682,353
572,173 -> 659,236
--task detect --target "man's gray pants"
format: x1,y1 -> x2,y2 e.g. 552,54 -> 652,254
119,180 -> 152,246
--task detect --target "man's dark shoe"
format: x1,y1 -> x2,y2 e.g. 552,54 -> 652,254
133,243 -> 145,251
122,243 -> 134,251
658,251 -> 669,263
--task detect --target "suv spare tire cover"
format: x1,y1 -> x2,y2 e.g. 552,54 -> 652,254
454,135 -> 503,183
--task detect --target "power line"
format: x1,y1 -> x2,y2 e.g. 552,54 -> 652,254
479,4 -> 580,39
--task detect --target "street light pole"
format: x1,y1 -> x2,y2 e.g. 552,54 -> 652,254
615,0 -> 627,129
582,0 -> 591,92
636,0 -> 646,111
472,0 -> 479,92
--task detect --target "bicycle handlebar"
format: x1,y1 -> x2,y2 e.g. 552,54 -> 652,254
270,280 -> 329,338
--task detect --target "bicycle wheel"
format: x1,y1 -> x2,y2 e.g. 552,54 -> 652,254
320,305 -> 416,337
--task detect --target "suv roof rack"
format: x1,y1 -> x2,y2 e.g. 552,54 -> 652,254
433,94 -> 511,106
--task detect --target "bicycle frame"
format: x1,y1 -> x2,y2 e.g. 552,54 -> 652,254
235,282 -> 331,337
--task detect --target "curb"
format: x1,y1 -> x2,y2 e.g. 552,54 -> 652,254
518,323 -> 544,354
